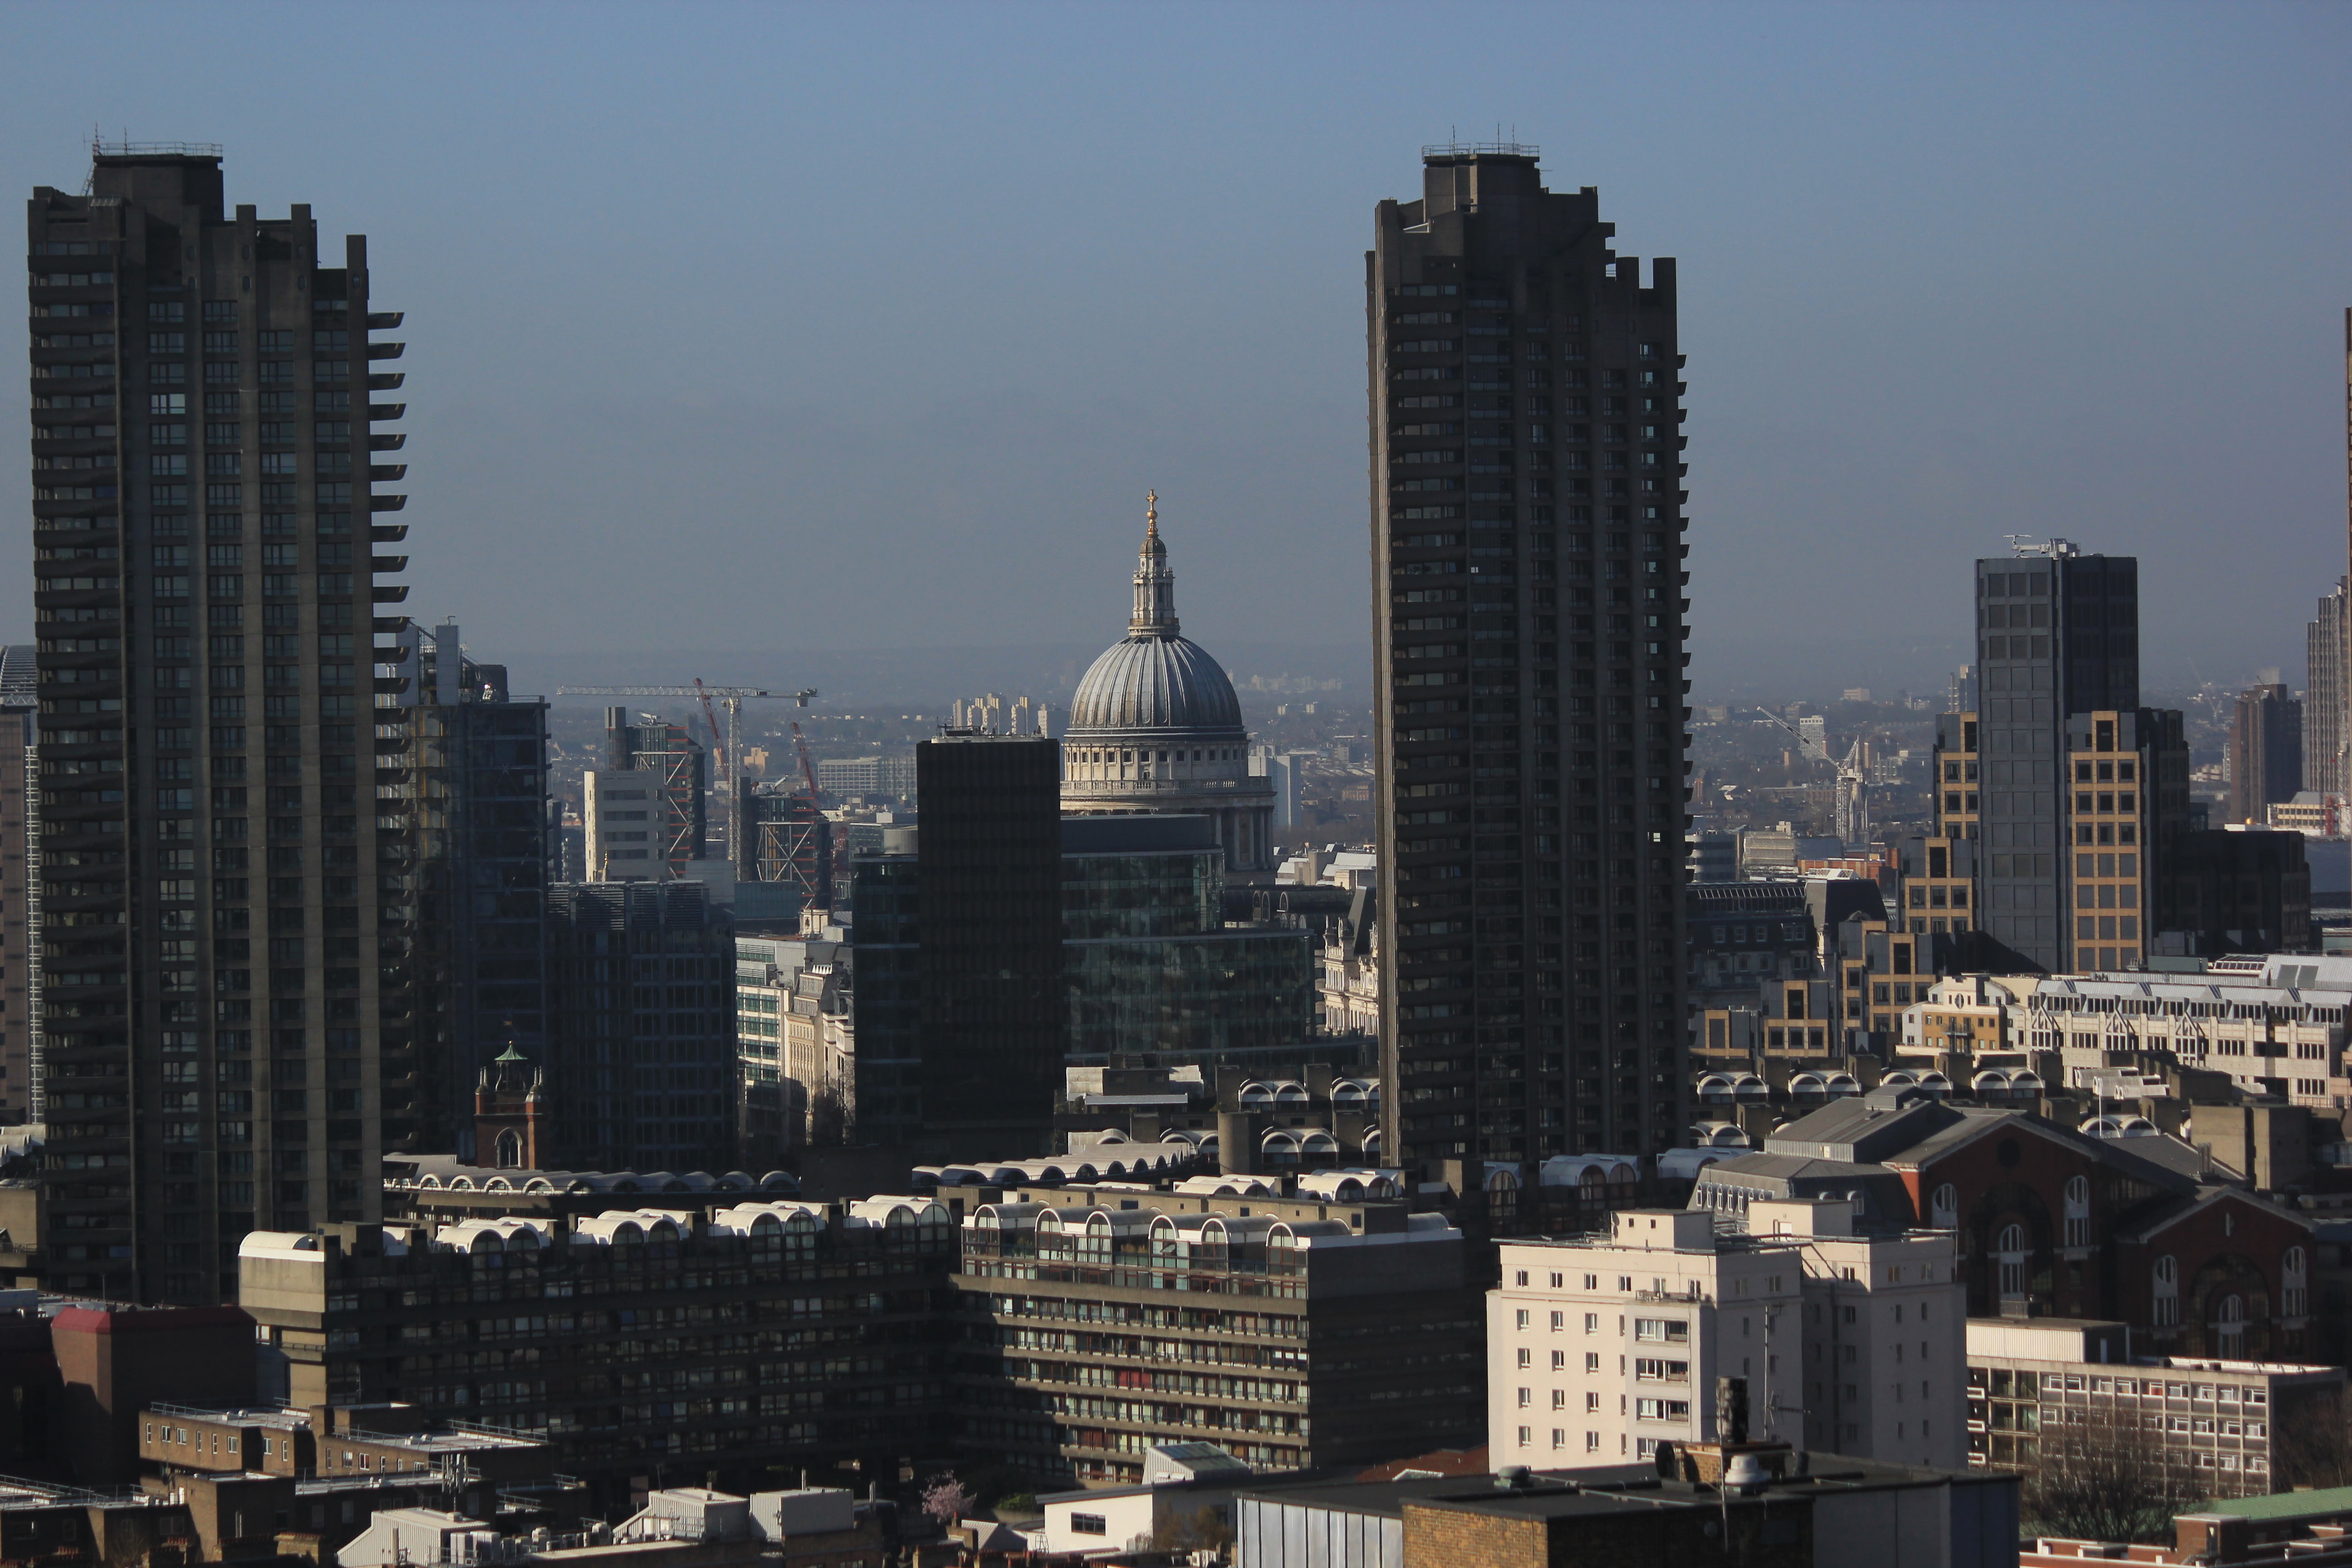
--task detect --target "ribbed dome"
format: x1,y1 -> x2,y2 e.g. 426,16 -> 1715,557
1068,634 -> 1245,737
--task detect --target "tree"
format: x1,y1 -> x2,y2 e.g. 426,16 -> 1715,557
2020,1407 -> 2207,1544
920,1472 -> 972,1529
1150,1504 -> 1236,1558
807,1086 -> 849,1148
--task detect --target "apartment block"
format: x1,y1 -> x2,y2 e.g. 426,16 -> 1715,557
1965,1316 -> 2344,1495
0,649 -> 35,1123
235,1201 -> 958,1508
951,1177 -> 1481,1486
1490,1203 -> 1962,1472
29,146 -> 414,1303
1370,144 -> 1691,1176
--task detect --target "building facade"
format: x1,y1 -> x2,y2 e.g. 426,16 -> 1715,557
1060,497 -> 1276,875
2065,708 -> 2191,974
951,1178 -> 1481,1485
540,881 -> 734,1173
1062,815 -> 1313,1063
0,649 -> 36,1122
1964,1317 -> 2344,1495
2306,579 -> 2346,800
2230,684 -> 2304,829
1369,144 -> 1691,1179
1973,545 -> 2141,971
1490,1204 -> 1965,1473
29,147 -> 414,1302
236,1203 -> 957,1507
403,623 -> 550,1157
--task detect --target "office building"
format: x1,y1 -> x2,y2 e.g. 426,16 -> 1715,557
1368,142 -> 1691,1178
2229,683 -> 2303,828
1062,496 -> 1277,874
951,1176 -> 1481,1485
600,708 -> 705,874
2065,708 -> 2191,972
1932,713 -> 1981,842
2159,829 -> 2313,956
29,147 -> 415,1302
1965,1317 -> 2343,1495
911,735 -> 1062,1160
0,647 -> 36,1122
581,767 -> 667,882
2306,580 -> 2347,799
236,1201 -> 957,1508
1972,543 -> 2141,972
1062,814 -> 1313,1062
812,754 -> 915,804
399,622 -> 549,1156
1490,1203 -> 1964,1471
540,881 -> 734,1172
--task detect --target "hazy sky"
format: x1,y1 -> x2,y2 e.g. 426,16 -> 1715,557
5,1 -> 2348,703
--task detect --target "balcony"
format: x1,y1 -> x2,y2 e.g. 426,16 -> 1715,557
366,372 -> 404,391
370,524 -> 407,542
366,341 -> 405,361
366,312 -> 404,329
369,433 -> 406,451
368,402 -> 405,421
372,555 -> 408,573
369,465 -> 407,482
372,584 -> 409,603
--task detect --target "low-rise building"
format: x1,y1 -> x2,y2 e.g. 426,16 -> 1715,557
1964,1317 -> 2344,1497
949,1176 -> 1481,1486
1232,1452 -> 2019,1568
1490,1204 -> 1964,1472
236,1199 -> 958,1507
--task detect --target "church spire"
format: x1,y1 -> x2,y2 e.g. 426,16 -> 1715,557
1130,489 -> 1179,635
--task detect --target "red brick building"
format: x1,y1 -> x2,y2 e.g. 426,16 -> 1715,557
1700,1089 -> 2313,1359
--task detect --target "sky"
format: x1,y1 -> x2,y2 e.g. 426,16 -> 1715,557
4,0 -> 2348,706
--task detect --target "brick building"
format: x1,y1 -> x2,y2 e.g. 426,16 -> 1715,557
1698,1088 -> 2313,1358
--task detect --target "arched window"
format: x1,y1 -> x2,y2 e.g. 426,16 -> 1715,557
2153,1255 -> 2179,1327
2215,1294 -> 2247,1354
495,1129 -> 523,1170
2063,1176 -> 2091,1249
1995,1223 -> 2028,1299
1929,1184 -> 1958,1230
2284,1246 -> 2309,1318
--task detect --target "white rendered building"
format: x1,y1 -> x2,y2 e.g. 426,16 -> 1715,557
1490,1202 -> 1964,1472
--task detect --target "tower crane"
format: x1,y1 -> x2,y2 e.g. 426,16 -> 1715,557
1754,708 -> 1869,850
550,681 -> 818,804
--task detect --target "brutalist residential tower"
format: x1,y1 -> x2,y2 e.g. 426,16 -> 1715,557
1368,144 -> 1690,1177
27,147 -> 413,1302
1971,543 -> 2140,971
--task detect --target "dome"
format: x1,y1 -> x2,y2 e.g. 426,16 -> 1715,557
1068,634 -> 1243,738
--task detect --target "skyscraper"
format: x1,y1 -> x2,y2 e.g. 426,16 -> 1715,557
2227,682 -> 2303,827
2305,578 -> 2346,799
914,734 -> 1062,1160
0,647 -> 37,1125
1972,543 -> 2140,971
1367,143 -> 1690,1176
28,147 -> 412,1301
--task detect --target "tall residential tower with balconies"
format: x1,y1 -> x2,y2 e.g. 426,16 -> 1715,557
27,146 -> 413,1302
1368,145 -> 1690,1178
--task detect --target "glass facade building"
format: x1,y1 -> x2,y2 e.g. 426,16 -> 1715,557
1062,815 -> 1313,1062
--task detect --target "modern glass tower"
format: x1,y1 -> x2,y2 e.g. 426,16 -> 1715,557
27,147 -> 412,1301
1368,144 -> 1690,1177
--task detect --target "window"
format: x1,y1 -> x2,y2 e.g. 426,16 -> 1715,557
1634,1318 -> 1689,1343
1517,1348 -> 1531,1368
1996,1223 -> 2028,1298
2063,1176 -> 2091,1248
2153,1255 -> 2179,1326
1635,1399 -> 1690,1422
1068,1514 -> 1106,1537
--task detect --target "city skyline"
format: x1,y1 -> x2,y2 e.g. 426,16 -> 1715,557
2,4 -> 2348,703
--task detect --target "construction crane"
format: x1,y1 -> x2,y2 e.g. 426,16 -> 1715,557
1754,708 -> 1869,850
555,681 -> 823,799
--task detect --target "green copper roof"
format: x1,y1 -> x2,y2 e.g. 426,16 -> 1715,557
2192,1485 -> 2352,1520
